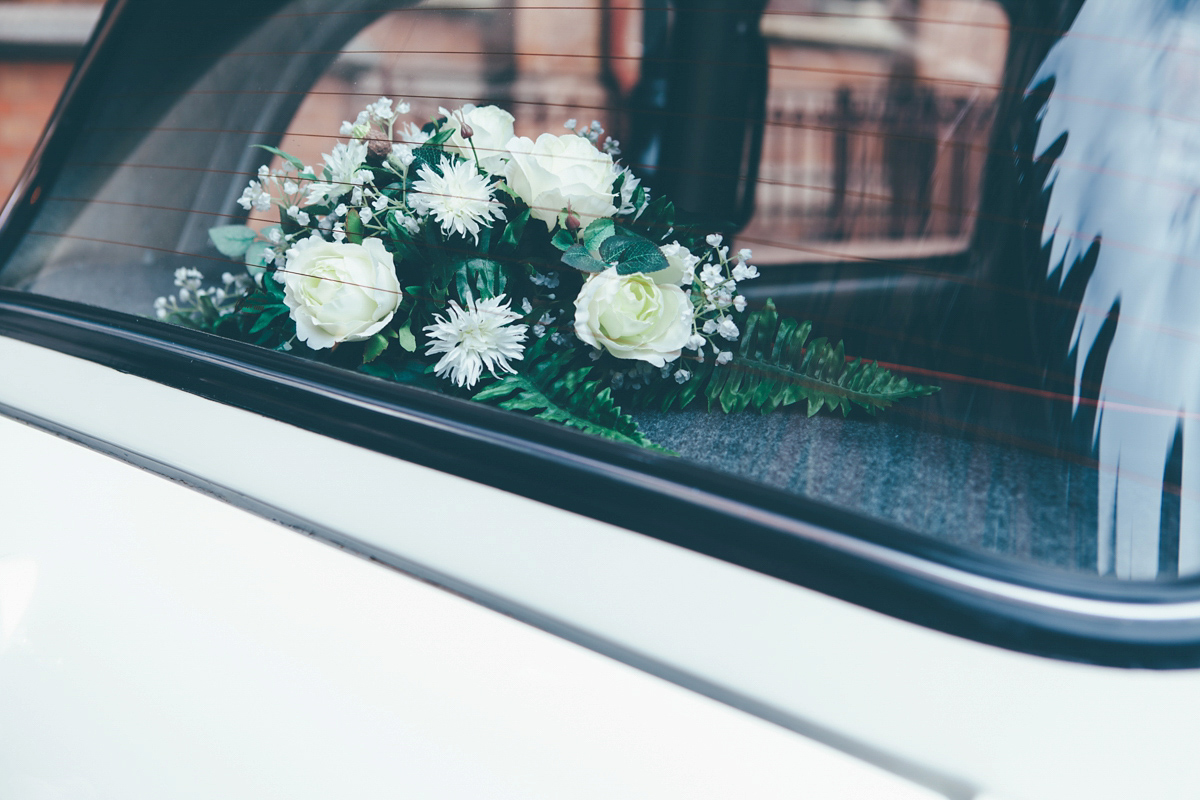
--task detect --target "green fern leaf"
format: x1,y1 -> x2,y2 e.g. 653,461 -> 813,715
473,338 -> 668,450
644,300 -> 938,416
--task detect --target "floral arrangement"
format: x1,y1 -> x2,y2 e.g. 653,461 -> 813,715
155,98 -> 936,450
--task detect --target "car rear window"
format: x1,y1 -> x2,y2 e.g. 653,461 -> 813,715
4,0 -> 1193,585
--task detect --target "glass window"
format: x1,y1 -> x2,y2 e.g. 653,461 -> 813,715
6,0 -> 1194,585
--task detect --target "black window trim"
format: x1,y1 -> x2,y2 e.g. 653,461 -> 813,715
7,0 -> 1200,670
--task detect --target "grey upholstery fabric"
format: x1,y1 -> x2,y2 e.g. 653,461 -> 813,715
633,408 -> 1099,572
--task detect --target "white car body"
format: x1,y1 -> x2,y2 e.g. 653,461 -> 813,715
4,326 -> 1200,800
4,0 -> 1200,797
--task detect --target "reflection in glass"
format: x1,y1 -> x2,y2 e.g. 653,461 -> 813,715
7,0 -> 1200,582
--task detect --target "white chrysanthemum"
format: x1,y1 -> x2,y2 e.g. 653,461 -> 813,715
398,121 -> 430,146
424,294 -> 528,389
408,157 -> 504,243
616,166 -> 645,217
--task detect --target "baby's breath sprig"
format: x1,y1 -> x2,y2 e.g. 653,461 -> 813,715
678,233 -> 758,372
154,268 -> 251,328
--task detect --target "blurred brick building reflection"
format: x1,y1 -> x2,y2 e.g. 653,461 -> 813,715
281,0 -> 1009,264
2,0 -> 1009,266
0,1 -> 102,203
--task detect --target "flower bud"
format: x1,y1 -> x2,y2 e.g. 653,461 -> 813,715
366,124 -> 392,162
457,114 -> 475,140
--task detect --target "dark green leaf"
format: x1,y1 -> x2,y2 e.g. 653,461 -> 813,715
454,257 -> 507,301
385,214 -> 421,264
561,244 -> 608,273
471,337 -> 671,452
636,196 -> 674,241
632,184 -> 646,211
264,278 -> 286,302
248,305 -> 289,333
278,205 -> 302,236
359,359 -> 439,388
365,165 -> 398,184
630,299 -> 939,418
612,170 -> 627,196
363,333 -> 389,363
551,228 -> 576,252
581,218 -> 615,254
409,144 -> 448,177
346,209 -> 364,244
424,127 -> 456,147
599,234 -> 669,275
499,208 -> 530,250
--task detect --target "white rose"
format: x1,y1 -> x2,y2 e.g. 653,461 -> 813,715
657,241 -> 701,285
573,267 -> 694,366
278,236 -> 401,350
440,104 -> 516,174
504,133 -> 619,231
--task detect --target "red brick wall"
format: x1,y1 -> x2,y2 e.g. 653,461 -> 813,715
0,60 -> 74,204
0,0 -> 102,204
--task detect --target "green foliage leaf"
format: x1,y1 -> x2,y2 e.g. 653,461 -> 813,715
409,144 -> 450,177
277,205 -> 303,236
252,144 -> 305,173
641,301 -> 939,416
395,320 -> 417,352
262,275 -> 286,302
247,305 -> 289,334
600,234 -> 669,275
209,225 -> 257,258
635,196 -> 674,242
561,243 -> 608,273
499,208 -> 530,251
454,258 -> 507,301
404,126 -> 459,180
424,127 -> 456,147
550,228 -> 576,252
346,208 -> 364,244
363,333 -> 389,363
244,241 -> 273,268
472,338 -> 668,451
365,165 -> 399,185
477,220 -> 494,254
385,213 -> 420,263
581,218 -> 615,254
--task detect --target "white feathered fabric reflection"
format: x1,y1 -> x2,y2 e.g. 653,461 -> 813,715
1033,0 -> 1200,578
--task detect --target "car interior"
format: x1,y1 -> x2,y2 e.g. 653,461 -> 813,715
7,0 -> 1193,582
